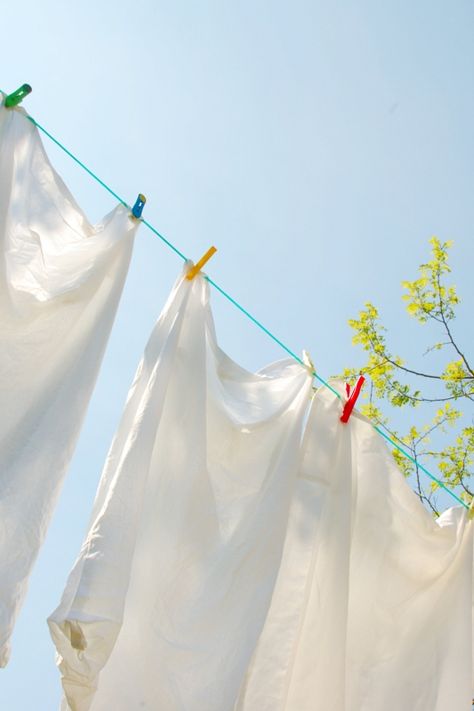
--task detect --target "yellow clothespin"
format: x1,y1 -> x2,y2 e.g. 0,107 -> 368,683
186,246 -> 217,280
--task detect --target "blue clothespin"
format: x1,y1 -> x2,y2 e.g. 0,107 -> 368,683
131,194 -> 146,219
4,84 -> 32,108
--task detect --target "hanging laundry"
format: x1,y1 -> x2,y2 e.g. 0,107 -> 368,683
0,102 -> 138,666
48,268 -> 313,711
236,383 -> 473,711
49,268 -> 472,711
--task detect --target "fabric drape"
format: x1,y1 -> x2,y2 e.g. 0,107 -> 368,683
50,271 -> 472,711
0,101 -> 137,665
49,269 -> 313,711
237,384 -> 473,711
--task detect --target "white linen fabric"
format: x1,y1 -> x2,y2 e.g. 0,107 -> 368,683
237,384 -> 473,711
48,269 -> 313,711
49,269 -> 472,711
0,100 -> 137,666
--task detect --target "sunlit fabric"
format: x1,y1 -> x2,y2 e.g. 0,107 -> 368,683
237,384 -> 473,711
50,276 -> 472,711
49,270 -> 313,710
0,102 -> 137,665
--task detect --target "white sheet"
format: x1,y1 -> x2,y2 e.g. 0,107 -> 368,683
0,100 -> 137,665
237,384 -> 473,711
49,268 -> 472,710
49,269 -> 313,710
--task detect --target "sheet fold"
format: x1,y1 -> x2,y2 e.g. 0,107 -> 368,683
0,101 -> 137,664
49,270 -> 313,711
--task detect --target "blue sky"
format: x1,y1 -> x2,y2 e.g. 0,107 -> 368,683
1,1 -> 473,707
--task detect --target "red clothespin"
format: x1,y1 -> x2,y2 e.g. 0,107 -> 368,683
340,376 -> 365,423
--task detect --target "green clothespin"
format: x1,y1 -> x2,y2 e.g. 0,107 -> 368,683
4,84 -> 32,108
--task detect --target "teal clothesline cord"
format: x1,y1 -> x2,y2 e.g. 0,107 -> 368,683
28,116 -> 128,209
9,102 -> 467,510
375,426 -> 466,507
204,275 -> 339,398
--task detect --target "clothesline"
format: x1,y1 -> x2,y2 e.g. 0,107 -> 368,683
3,92 -> 466,510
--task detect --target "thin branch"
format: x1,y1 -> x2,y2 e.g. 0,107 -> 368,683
414,417 -> 451,447
366,335 -> 470,381
375,421 -> 411,450
436,269 -> 474,377
456,449 -> 473,497
459,478 -> 473,498
375,353 -> 445,380
413,450 -> 439,516
363,356 -> 464,403
400,393 -> 456,404
423,342 -> 450,357
380,373 -> 457,405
